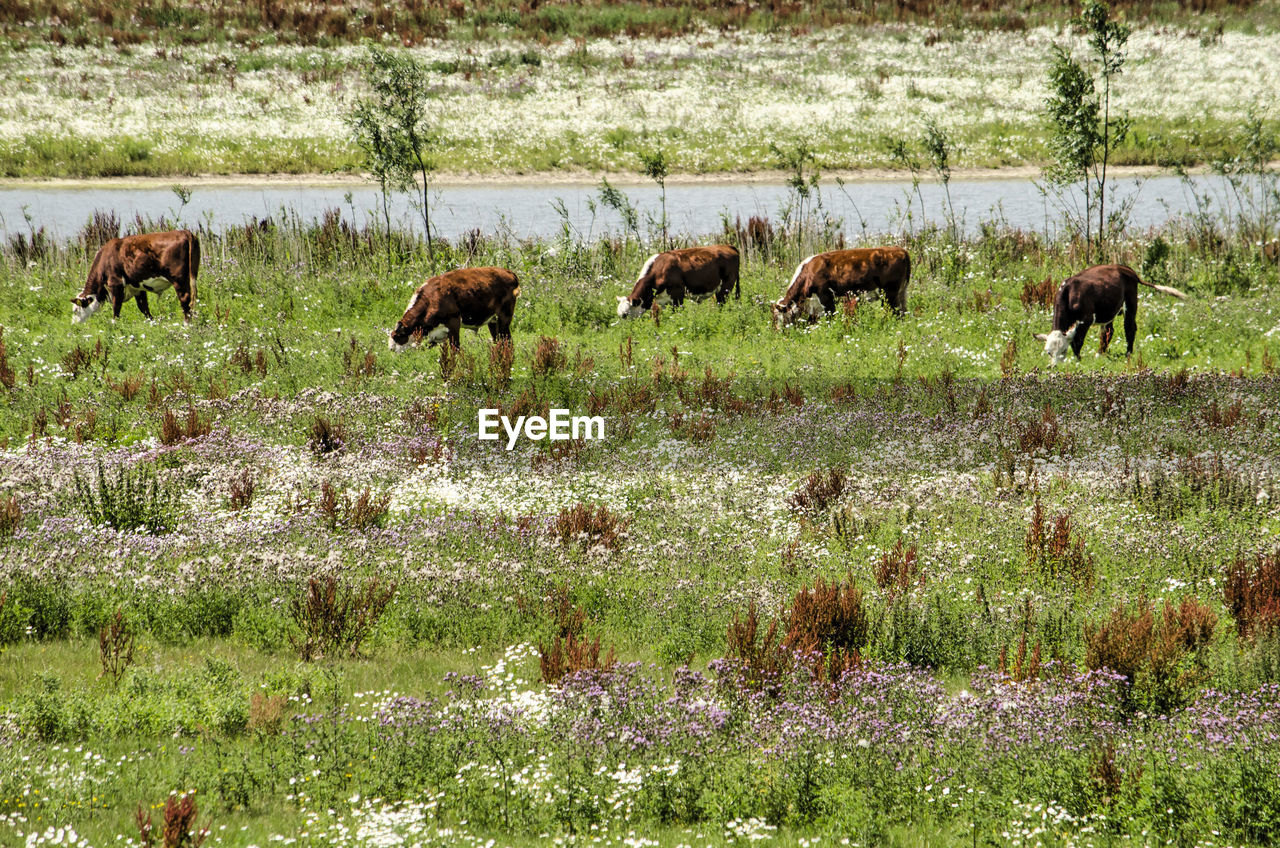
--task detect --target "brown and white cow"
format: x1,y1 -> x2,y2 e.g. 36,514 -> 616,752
772,247 -> 910,327
71,229 -> 200,323
389,267 -> 520,351
616,244 -> 740,319
1033,264 -> 1186,365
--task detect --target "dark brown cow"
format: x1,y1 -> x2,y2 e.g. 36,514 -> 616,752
389,267 -> 520,351
1033,264 -> 1186,364
616,244 -> 740,319
772,247 -> 910,327
72,229 -> 200,323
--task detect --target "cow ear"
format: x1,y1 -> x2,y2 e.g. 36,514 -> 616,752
1033,333 -> 1048,342
1064,323 -> 1079,340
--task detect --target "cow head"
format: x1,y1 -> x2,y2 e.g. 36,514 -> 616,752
771,300 -> 796,329
1034,323 -> 1077,365
388,320 -> 414,352
71,293 -> 105,324
616,295 -> 644,320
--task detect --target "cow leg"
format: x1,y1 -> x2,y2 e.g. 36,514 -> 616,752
1124,306 -> 1138,358
173,277 -> 194,321
819,289 -> 837,315
109,282 -> 126,319
134,291 -> 153,320
669,281 -> 686,308
447,317 -> 463,349
1071,319 -> 1092,360
1098,323 -> 1113,354
890,282 -> 908,316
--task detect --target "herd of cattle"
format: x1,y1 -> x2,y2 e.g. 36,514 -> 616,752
71,229 -> 1188,365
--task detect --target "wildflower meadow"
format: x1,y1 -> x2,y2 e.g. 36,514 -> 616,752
3,1 -> 1280,846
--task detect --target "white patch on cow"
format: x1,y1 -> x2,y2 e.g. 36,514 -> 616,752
787,255 -> 815,289
616,295 -> 643,320
72,297 -> 103,324
425,325 -> 451,344
143,279 -> 172,294
636,253 -> 659,283
388,336 -> 408,352
1042,325 -> 1076,365
404,291 -> 421,315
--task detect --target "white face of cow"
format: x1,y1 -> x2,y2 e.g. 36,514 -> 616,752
71,295 -> 104,324
616,295 -> 643,320
772,300 -> 799,328
1040,324 -> 1077,365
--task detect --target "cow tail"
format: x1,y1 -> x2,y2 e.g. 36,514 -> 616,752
1137,278 -> 1187,300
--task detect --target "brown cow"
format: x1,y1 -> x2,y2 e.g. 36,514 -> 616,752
71,229 -> 200,323
389,267 -> 520,351
616,244 -> 740,319
772,247 -> 910,327
1033,264 -> 1187,364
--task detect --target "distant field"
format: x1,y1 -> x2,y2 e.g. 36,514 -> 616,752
0,23 -> 1277,178
0,0 -> 1273,47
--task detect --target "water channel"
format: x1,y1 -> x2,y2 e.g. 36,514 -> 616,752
0,173 -> 1252,244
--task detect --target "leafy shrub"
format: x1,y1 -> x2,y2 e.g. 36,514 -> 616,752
874,540 -> 923,600
786,467 -> 847,515
159,404 -> 211,445
1024,495 -> 1095,590
137,791 -> 209,848
539,632 -> 617,684
0,494 -> 21,539
553,503 -> 628,551
726,574 -> 869,690
289,574 -> 396,661
307,415 -> 347,457
73,460 -> 180,535
531,335 -> 567,376
1224,550 -> 1280,640
316,480 -> 391,531
1084,597 -> 1217,713
98,609 -> 136,685
228,467 -> 256,511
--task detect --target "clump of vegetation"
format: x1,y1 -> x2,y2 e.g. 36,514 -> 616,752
552,503 -> 628,551
786,467 -> 848,515
159,405 -> 212,445
1224,551 -> 1280,640
316,480 -> 392,531
726,573 -> 869,691
537,582 -> 616,684
307,415 -> 347,457
98,609 -> 136,685
289,574 -> 396,661
1025,495 -> 1095,590
1084,596 -> 1217,713
73,461 -> 180,535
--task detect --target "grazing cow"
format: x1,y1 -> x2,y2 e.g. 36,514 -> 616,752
389,267 -> 520,351
772,247 -> 910,327
616,244 -> 740,319
71,229 -> 200,323
1034,264 -> 1187,364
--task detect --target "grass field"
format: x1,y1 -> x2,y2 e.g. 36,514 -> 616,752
1,194 -> 1280,845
